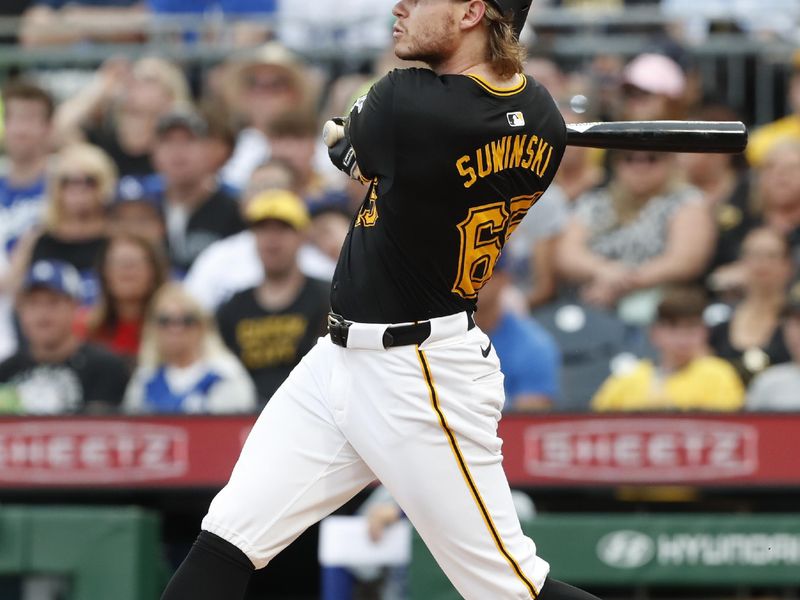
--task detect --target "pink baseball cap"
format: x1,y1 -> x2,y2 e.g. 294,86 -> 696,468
623,53 -> 686,99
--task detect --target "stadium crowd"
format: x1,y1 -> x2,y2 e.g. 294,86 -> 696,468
1,0 -> 800,416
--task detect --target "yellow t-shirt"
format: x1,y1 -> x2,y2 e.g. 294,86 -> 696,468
592,357 -> 744,412
745,114 -> 800,167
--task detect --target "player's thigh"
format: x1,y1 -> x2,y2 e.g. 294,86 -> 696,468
202,338 -> 375,568
350,336 -> 548,598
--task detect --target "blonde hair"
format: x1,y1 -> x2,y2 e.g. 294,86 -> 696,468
752,139 -> 800,214
132,57 -> 191,107
138,282 -> 234,369
44,143 -> 118,230
482,2 -> 526,78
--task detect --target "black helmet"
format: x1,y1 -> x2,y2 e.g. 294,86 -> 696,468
485,0 -> 531,38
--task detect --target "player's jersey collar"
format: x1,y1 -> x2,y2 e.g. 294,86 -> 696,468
464,73 -> 527,96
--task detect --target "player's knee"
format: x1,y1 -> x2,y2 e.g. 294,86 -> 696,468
539,577 -> 602,600
195,530 -> 256,572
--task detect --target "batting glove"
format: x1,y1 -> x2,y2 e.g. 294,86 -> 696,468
323,117 -> 366,182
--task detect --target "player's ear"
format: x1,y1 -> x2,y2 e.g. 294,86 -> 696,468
459,0 -> 486,32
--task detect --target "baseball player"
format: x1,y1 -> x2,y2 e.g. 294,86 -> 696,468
163,1 -> 601,599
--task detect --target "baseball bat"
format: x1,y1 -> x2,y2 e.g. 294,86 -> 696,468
565,120 -> 747,153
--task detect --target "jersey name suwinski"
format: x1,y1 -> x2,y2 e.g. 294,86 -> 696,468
331,68 -> 567,324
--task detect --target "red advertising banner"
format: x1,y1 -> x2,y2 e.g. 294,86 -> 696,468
501,414 -> 799,487
0,414 -> 797,488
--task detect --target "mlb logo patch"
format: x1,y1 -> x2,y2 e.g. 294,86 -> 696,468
507,112 -> 525,127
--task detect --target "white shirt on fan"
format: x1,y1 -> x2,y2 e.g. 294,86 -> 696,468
183,230 -> 336,312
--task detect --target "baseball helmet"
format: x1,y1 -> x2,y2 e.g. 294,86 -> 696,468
485,0 -> 531,38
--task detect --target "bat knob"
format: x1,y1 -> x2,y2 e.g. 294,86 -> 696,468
322,120 -> 345,148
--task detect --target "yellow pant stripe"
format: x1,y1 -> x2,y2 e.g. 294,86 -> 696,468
415,347 -> 538,599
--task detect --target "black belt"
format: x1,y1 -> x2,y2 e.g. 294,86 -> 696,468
328,312 -> 475,349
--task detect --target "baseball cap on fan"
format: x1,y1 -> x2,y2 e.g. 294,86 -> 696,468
21,260 -> 82,301
229,41 -> 306,94
155,108 -> 209,138
244,189 -> 310,231
622,53 -> 686,99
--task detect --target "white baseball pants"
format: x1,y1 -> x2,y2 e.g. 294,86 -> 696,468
202,312 -> 550,599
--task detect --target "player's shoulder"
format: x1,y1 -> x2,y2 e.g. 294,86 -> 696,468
386,67 -> 438,84
373,67 -> 442,96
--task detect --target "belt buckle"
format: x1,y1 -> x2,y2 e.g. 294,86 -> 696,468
328,313 -> 351,347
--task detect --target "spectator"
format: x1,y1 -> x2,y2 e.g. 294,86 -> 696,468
709,140 -> 800,293
19,0 -> 149,47
753,141 -> 800,252
746,282 -> 800,410
0,81 -> 54,363
123,281 -> 256,414
266,109 -> 349,214
9,142 -> 117,305
0,81 -> 53,255
619,53 -> 687,121
54,56 -> 190,180
216,189 -> 329,404
709,227 -> 793,385
0,259 -> 129,414
152,108 -> 244,274
475,257 -> 561,411
184,160 -> 336,311
107,190 -> 167,249
747,51 -> 800,167
557,150 -> 715,325
592,286 -> 744,411
76,232 -> 168,366
218,42 -> 322,191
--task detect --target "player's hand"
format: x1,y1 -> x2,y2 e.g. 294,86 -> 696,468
323,118 -> 366,182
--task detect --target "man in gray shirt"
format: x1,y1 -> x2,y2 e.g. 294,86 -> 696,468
747,286 -> 800,410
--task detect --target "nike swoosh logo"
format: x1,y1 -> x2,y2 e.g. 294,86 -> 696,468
481,341 -> 492,358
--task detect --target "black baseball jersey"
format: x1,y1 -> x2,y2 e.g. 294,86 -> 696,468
330,68 -> 566,324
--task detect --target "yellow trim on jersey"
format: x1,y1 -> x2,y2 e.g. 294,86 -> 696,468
415,347 -> 539,599
466,73 -> 527,96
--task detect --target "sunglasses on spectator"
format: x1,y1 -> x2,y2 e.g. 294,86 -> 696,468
618,152 -> 666,165
154,313 -> 201,328
245,75 -> 293,93
60,174 -> 100,188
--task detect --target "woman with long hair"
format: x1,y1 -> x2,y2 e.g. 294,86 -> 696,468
710,227 -> 793,385
10,143 -> 117,305
123,282 -> 256,414
77,233 -> 167,365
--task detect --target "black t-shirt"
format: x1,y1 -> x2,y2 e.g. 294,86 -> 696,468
216,278 -> 330,403
330,68 -> 566,323
0,343 -> 130,414
167,188 -> 245,274
709,318 -> 791,384
86,126 -> 155,178
31,233 -> 106,272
